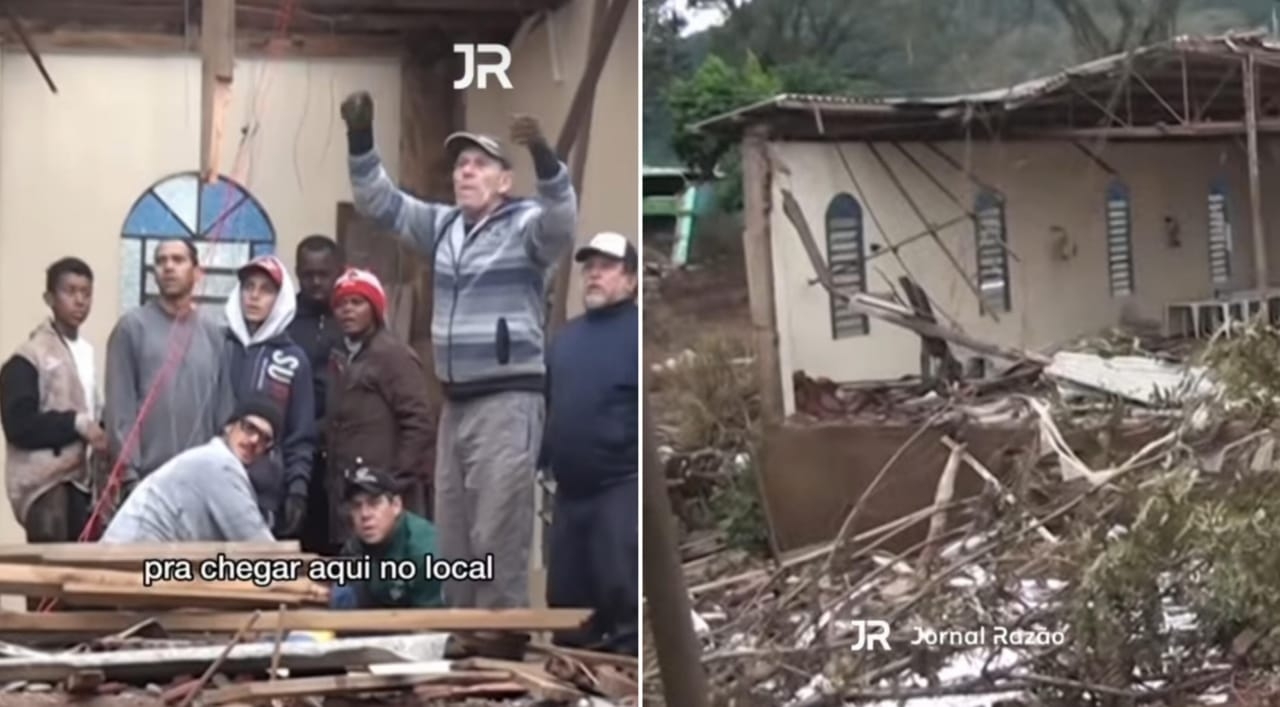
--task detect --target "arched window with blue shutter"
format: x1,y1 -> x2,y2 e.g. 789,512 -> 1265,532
825,193 -> 868,338
974,190 -> 1011,313
119,172 -> 276,315
1207,178 -> 1232,286
1105,180 -> 1134,296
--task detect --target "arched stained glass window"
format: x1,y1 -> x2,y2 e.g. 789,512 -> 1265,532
1207,178 -> 1232,286
119,172 -> 276,315
974,190 -> 1011,314
1105,180 -> 1134,297
826,193 -> 868,339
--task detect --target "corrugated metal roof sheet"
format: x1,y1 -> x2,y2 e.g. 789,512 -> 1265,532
694,30 -> 1280,133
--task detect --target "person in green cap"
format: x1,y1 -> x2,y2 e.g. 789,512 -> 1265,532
329,464 -> 444,609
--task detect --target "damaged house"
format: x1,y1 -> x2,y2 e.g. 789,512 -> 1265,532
694,32 -> 1280,554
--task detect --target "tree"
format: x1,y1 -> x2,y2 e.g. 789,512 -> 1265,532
1046,0 -> 1187,58
667,52 -> 780,179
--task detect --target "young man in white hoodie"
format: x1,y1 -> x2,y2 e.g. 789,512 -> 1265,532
218,255 -> 317,538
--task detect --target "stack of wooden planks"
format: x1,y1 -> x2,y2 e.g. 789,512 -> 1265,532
0,541 -> 327,609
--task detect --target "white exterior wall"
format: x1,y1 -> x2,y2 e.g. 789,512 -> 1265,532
769,138 -> 1280,414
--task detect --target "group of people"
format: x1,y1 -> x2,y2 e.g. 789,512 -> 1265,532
0,93 -> 639,655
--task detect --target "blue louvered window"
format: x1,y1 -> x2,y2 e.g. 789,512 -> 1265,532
1207,178 -> 1232,286
826,193 -> 868,338
1105,180 -> 1134,296
974,191 -> 1011,313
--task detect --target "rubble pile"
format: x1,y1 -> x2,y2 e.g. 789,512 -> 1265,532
674,320 -> 1280,706
0,541 -> 635,706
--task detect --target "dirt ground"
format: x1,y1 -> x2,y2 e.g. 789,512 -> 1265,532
643,256 -> 750,367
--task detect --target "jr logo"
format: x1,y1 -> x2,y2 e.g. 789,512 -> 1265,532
453,44 -> 513,90
848,620 -> 892,651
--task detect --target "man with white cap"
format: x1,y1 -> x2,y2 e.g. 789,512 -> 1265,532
338,91 -> 578,609
540,232 -> 639,655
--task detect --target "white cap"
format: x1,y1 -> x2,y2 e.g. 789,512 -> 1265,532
574,232 -> 636,267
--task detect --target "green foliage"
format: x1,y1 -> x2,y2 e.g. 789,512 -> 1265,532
1202,319 -> 1280,420
667,53 -> 780,178
1069,471 -> 1280,686
711,457 -> 771,555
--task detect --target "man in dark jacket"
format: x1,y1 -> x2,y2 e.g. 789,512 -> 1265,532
287,235 -> 344,554
541,232 -> 639,656
220,255 -> 317,538
326,268 -> 435,550
329,466 -> 444,609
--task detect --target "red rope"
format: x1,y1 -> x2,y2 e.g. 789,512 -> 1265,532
37,0 -> 302,612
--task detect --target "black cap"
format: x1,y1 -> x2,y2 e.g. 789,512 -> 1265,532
225,396 -> 282,444
343,465 -> 401,500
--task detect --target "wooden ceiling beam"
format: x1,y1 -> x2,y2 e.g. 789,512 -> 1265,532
0,29 -> 407,57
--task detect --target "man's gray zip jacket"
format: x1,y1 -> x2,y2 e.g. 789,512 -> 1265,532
347,148 -> 578,401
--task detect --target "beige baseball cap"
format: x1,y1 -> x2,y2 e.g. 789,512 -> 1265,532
444,131 -> 511,168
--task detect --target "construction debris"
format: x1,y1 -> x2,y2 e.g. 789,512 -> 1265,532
652,312 -> 1280,704
0,541 -> 635,705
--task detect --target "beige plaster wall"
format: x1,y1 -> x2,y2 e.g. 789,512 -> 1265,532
0,50 -> 403,545
466,0 -> 640,318
769,138 -> 1280,414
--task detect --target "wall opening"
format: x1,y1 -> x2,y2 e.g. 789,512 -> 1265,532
1207,178 -> 1233,288
974,190 -> 1011,314
1105,180 -> 1134,297
119,172 -> 276,316
825,193 -> 868,339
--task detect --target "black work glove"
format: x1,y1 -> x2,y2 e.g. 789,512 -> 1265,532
340,91 -> 373,132
280,495 -> 307,537
341,91 -> 374,154
509,114 -> 544,147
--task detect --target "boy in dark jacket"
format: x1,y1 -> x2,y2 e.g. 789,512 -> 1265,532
220,255 -> 317,537
541,232 -> 640,656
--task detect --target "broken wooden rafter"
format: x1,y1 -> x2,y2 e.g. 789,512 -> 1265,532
3,6 -> 56,94
200,0 -> 235,182
779,187 -> 1050,365
548,0 -> 632,332
864,142 -> 1001,322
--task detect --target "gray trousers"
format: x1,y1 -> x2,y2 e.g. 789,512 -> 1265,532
435,391 -> 543,608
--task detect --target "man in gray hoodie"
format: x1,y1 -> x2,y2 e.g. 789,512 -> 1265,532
341,92 -> 577,609
103,239 -> 227,505
101,398 -> 279,544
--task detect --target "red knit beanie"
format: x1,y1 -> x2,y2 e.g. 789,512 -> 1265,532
332,268 -> 387,322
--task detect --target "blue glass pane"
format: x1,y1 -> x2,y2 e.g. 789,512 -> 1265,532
123,192 -> 193,238
252,242 -> 275,257
224,202 -> 274,243
199,180 -> 247,235
975,190 -> 1002,211
826,193 -> 861,220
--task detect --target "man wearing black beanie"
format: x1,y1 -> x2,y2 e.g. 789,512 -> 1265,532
100,397 -> 281,543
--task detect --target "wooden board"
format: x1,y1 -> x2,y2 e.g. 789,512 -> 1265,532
0,541 -> 300,562
60,582 -> 303,610
0,608 -> 592,634
203,670 -> 513,704
0,563 -> 324,604
453,658 -> 581,701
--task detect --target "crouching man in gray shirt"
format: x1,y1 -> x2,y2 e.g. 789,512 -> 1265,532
101,398 -> 281,543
